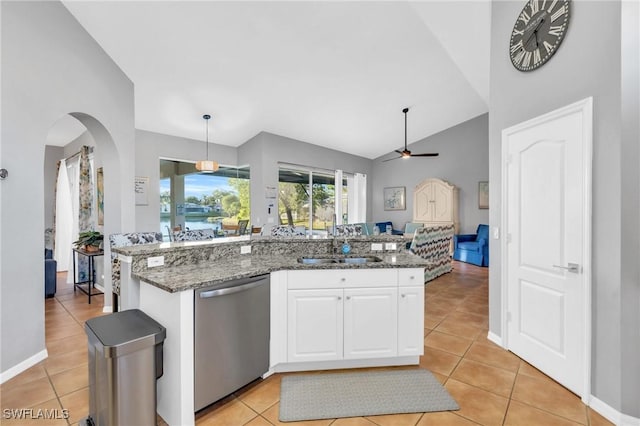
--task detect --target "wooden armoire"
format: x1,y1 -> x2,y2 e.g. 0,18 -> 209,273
412,178 -> 459,233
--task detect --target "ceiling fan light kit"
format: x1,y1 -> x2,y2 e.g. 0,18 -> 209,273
383,107 -> 439,162
195,114 -> 219,173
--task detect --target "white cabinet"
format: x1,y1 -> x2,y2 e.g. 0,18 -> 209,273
283,269 -> 424,366
398,285 -> 425,356
287,289 -> 343,362
413,178 -> 459,233
344,287 -> 397,359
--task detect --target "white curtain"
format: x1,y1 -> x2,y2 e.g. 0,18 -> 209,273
54,159 -> 72,272
66,156 -> 81,283
348,173 -> 367,223
334,169 -> 344,225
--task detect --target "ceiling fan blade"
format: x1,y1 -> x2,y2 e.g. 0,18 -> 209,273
382,156 -> 402,162
394,149 -> 404,155
410,153 -> 439,157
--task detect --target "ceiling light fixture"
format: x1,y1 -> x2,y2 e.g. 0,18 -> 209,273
195,114 -> 219,173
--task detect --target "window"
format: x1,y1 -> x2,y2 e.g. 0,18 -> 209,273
278,164 -> 362,236
160,160 -> 250,240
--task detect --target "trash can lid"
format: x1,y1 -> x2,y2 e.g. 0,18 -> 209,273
85,309 -> 166,348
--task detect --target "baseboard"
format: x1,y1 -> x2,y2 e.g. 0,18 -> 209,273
487,331 -> 503,347
590,395 -> 640,426
102,305 -> 113,313
0,349 -> 48,384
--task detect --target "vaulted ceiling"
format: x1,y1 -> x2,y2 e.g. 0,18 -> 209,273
60,1 -> 491,159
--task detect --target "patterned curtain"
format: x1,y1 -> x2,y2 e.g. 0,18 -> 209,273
77,146 -> 94,281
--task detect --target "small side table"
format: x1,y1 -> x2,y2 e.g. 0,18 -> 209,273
72,247 -> 104,304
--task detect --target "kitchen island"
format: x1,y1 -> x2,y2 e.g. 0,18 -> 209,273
113,236 -> 430,426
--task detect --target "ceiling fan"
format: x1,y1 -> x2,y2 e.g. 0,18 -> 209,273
383,107 -> 439,162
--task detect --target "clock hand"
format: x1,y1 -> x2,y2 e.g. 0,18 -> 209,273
524,18 -> 545,49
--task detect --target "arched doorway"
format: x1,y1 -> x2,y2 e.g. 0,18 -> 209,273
44,112 -> 121,312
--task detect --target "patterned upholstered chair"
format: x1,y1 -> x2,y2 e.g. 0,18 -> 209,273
109,232 -> 163,311
172,228 -> 216,242
408,225 -> 455,283
333,224 -> 364,237
270,225 -> 307,237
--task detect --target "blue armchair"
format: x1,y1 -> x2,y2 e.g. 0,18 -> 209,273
453,224 -> 489,267
45,249 -> 57,298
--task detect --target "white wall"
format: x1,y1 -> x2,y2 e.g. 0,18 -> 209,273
134,129 -> 238,233
489,0 -> 639,417
371,114 -> 489,233
1,1 -> 134,376
237,132 -> 374,229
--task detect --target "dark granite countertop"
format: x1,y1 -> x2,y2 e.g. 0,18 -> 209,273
134,252 -> 428,293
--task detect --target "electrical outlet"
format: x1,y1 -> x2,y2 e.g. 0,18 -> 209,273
240,245 -> 252,254
147,256 -> 164,268
371,243 -> 383,251
385,242 -> 397,251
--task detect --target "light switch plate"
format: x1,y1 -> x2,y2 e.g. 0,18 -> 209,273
385,243 -> 397,251
371,243 -> 383,251
147,256 -> 164,268
240,245 -> 252,254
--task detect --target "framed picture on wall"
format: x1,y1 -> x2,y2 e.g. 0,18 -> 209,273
383,186 -> 406,211
478,181 -> 489,209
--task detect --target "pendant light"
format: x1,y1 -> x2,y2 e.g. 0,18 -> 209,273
195,114 -> 219,173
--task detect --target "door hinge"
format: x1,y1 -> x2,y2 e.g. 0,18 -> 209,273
507,311 -> 512,322
507,233 -> 512,244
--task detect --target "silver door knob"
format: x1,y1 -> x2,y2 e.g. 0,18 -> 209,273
552,263 -> 580,273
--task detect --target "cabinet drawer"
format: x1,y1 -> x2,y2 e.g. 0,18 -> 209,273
398,268 -> 424,287
288,269 -> 397,290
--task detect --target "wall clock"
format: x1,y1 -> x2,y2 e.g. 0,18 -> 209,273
509,0 -> 571,71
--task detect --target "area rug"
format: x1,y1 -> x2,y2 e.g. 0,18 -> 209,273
279,369 -> 459,422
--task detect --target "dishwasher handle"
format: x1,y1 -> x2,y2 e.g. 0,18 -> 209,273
199,277 -> 267,299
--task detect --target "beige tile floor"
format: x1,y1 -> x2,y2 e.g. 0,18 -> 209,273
1,263 -> 613,426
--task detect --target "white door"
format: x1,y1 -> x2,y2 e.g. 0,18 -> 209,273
503,98 -> 591,397
343,287 -> 397,359
398,285 -> 425,356
287,289 -> 343,362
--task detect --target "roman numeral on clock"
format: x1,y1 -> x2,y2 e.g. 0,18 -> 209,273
513,49 -> 526,65
549,25 -> 564,36
522,51 -> 533,67
529,0 -> 539,14
543,40 -> 554,54
511,40 -> 524,54
513,28 -> 525,36
519,10 -> 531,25
533,48 -> 541,64
551,4 -> 566,22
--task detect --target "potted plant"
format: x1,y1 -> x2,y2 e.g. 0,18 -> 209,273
73,230 -> 104,252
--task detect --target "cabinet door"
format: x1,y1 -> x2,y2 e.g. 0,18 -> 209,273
344,287 -> 397,359
398,285 -> 425,356
432,182 -> 453,222
287,289 -> 343,362
413,182 -> 435,222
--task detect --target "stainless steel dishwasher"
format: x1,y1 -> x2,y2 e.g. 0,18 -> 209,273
194,274 -> 270,412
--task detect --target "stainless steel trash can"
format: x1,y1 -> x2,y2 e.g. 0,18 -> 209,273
84,309 -> 166,426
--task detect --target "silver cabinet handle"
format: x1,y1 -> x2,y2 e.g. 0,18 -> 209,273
346,296 -> 351,300
409,276 -> 415,280
337,296 -> 342,300
552,263 -> 580,273
340,278 -> 346,282
401,294 -> 406,298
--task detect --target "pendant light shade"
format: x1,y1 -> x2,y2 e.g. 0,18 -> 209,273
195,114 -> 219,173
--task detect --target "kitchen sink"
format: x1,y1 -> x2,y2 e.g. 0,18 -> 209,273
297,256 -> 383,265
